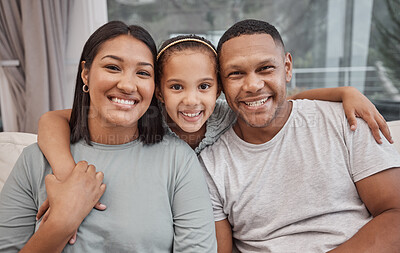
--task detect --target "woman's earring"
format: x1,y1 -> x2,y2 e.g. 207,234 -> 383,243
82,84 -> 89,93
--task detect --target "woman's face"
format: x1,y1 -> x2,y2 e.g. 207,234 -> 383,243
82,35 -> 155,135
157,49 -> 219,134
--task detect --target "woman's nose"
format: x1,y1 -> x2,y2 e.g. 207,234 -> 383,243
117,75 -> 138,93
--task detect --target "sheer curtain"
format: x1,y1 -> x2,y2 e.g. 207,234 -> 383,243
0,0 -> 72,133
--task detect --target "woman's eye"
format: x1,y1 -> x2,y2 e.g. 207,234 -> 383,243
106,65 -> 120,71
171,84 -> 183,90
137,71 -> 151,77
199,83 -> 210,90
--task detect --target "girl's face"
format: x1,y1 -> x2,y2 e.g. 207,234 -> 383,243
157,49 -> 219,134
82,35 -> 155,137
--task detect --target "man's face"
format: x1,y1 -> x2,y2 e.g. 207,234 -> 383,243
219,34 -> 292,128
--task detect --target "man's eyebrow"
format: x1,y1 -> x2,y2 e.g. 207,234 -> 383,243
101,55 -> 154,69
259,57 -> 279,64
224,64 -> 242,70
230,57 -> 278,66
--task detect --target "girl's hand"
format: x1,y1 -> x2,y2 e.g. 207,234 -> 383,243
342,87 -> 393,144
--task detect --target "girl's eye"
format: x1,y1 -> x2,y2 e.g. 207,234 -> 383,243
171,84 -> 183,90
137,71 -> 151,77
106,65 -> 120,71
199,83 -> 210,90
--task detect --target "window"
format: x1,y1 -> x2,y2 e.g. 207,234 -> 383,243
108,0 -> 400,120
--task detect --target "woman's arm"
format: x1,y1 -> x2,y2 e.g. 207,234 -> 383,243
20,162 -> 106,253
289,87 -> 393,144
0,148 -> 105,252
37,109 -> 75,181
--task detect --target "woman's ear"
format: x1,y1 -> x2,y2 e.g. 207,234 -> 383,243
81,61 -> 89,85
155,86 -> 164,103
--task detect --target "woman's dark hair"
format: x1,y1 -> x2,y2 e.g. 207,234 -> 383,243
155,34 -> 219,90
69,20 -> 164,145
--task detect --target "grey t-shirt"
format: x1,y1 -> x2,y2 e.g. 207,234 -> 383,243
0,135 -> 217,252
200,99 -> 400,252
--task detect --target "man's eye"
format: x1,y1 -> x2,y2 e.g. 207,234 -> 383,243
199,83 -> 210,90
106,65 -> 120,71
260,66 -> 273,71
171,84 -> 183,90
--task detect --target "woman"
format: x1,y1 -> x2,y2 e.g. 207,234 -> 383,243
0,21 -> 216,252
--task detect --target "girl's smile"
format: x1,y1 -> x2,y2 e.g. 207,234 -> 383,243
157,50 -> 219,135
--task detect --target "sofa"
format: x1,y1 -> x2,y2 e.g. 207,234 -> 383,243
1,121 -> 400,192
0,132 -> 37,191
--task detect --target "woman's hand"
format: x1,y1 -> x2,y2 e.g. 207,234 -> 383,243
37,160 -> 107,244
39,161 -> 106,242
342,87 -> 393,144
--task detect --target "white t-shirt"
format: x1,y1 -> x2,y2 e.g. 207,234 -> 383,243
200,99 -> 400,252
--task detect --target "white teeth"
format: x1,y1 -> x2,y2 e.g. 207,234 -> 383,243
182,111 -> 201,117
244,98 -> 268,107
111,97 -> 135,105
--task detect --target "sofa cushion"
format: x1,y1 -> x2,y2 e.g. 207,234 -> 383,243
0,132 -> 37,191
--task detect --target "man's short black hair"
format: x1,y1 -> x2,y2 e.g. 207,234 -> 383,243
217,19 -> 285,55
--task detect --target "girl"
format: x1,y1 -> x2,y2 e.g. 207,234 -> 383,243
0,21 -> 216,252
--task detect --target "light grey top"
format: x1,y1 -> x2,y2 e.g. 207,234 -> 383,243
200,99 -> 400,252
0,135 -> 217,252
162,99 -> 237,155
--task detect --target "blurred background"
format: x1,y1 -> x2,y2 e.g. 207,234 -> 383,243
1,0 -> 399,133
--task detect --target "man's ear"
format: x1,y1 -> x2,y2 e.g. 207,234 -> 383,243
81,61 -> 89,85
155,86 -> 164,103
284,52 -> 293,83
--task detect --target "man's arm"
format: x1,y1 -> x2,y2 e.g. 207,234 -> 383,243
215,219 -> 233,253
289,87 -> 392,144
329,167 -> 400,252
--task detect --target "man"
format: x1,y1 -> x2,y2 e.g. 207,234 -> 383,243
200,19 -> 400,252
